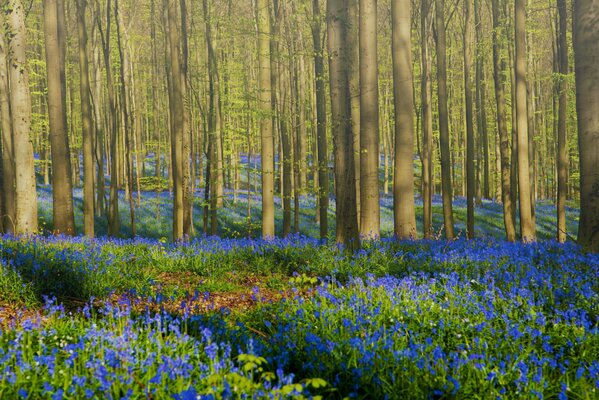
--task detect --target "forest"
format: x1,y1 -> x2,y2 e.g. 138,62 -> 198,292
0,0 -> 598,398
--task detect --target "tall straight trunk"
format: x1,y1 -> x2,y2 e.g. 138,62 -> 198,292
348,0 -> 361,222
180,0 -> 193,236
359,0 -> 380,239
5,0 -> 38,234
556,0 -> 568,242
115,0 -> 136,237
257,0 -> 275,238
280,68 -> 292,237
475,0 -> 490,200
491,0 -> 516,242
312,0 -> 329,239
463,0 -> 475,238
166,0 -> 184,240
297,54 -> 308,194
77,0 -> 95,237
0,22 -> 15,233
435,0 -> 455,239
391,0 -> 416,239
98,0 -> 120,236
421,0 -> 433,239
91,29 -> 105,217
574,0 -> 599,252
43,0 -> 75,235
327,0 -> 359,248
514,0 -> 536,241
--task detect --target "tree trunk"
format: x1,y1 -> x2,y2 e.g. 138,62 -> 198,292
574,0 -> 599,252
391,0 -> 416,239
327,0 -> 359,249
312,0 -> 328,239
5,0 -> 38,235
463,0 -> 475,238
77,0 -> 95,237
348,0 -> 360,223
420,0 -> 433,239
166,0 -> 184,240
491,0 -> 516,242
556,0 -> 568,242
435,0 -> 455,239
43,0 -> 75,235
257,0 -> 275,238
359,0 -> 380,239
0,20 -> 15,234
514,0 -> 536,241
474,0 -> 490,200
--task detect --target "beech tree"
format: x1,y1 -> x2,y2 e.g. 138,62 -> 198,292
574,0 -> 599,252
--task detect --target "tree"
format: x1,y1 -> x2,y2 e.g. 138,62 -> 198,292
420,0 -> 433,239
256,0 -> 275,238
392,0 -> 416,239
0,18 -> 15,234
359,0 -> 380,239
327,0 -> 359,248
463,0 -> 475,238
574,0 -> 599,252
514,0 -> 536,241
5,0 -> 38,234
311,0 -> 329,240
434,0 -> 455,240
76,0 -> 95,237
166,0 -> 184,241
556,0 -> 568,242
491,0 -> 516,242
43,0 -> 75,235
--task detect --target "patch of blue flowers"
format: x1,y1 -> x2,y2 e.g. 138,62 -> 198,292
0,235 -> 597,398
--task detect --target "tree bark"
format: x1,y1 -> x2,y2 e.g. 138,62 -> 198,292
166,0 -> 184,240
327,0 -> 359,249
0,20 -> 15,233
514,0 -> 536,241
257,0 -> 275,238
435,0 -> 455,239
5,0 -> 38,234
420,0 -> 433,239
43,0 -> 75,235
556,0 -> 568,242
391,0 -> 416,239
463,0 -> 475,238
312,0 -> 329,239
574,0 -> 599,252
491,0 -> 516,242
77,0 -> 95,237
359,0 -> 380,239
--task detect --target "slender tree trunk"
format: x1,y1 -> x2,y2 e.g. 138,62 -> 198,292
435,0 -> 455,239
77,0 -> 95,237
347,0 -> 361,223
257,0 -> 275,238
327,0 -> 359,249
475,0 -> 490,200
574,0 -> 599,252
491,0 -> 516,242
556,0 -> 568,242
421,0 -> 433,239
166,0 -> 184,240
5,0 -> 38,234
463,0 -> 475,238
514,0 -> 536,241
43,0 -> 75,235
359,0 -> 380,239
0,21 -> 15,233
180,0 -> 193,236
391,0 -> 416,239
312,0 -> 328,239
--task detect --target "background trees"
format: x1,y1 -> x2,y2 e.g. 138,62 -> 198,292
0,0 -> 594,251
